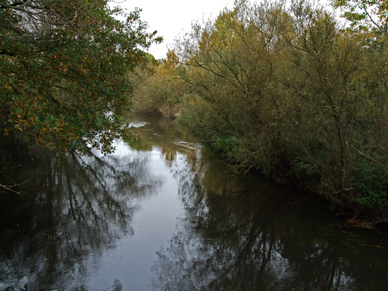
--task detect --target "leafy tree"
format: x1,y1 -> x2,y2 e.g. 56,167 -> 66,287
128,0 -> 388,220
131,50 -> 188,117
331,0 -> 388,31
0,0 -> 161,154
177,0 -> 291,176
281,2 -> 362,201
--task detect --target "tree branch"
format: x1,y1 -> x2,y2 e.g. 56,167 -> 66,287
0,0 -> 30,9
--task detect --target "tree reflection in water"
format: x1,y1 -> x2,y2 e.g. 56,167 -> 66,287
0,144 -> 160,290
1,113 -> 388,290
151,147 -> 388,291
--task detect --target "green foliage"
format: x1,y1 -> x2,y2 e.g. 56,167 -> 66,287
176,0 -> 296,178
127,0 -> 388,220
168,0 -> 388,218
331,0 -> 388,32
0,0 -> 161,155
131,50 -> 187,117
353,154 -> 388,210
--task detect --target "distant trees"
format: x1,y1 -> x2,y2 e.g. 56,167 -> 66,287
0,0 -> 161,154
130,50 -> 187,117
132,0 -> 388,221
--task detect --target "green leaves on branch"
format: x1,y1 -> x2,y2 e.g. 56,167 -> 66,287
0,0 -> 161,154
166,0 -> 388,217
331,0 -> 388,32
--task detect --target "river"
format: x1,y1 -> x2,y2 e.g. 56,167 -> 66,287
0,113 -> 388,290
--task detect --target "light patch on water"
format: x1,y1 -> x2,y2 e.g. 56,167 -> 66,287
173,140 -> 202,151
128,121 -> 149,128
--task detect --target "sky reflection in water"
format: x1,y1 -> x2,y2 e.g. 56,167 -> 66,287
0,113 -> 388,290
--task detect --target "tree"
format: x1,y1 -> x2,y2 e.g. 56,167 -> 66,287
177,0 -> 292,176
0,0 -> 161,154
131,50 -> 188,117
331,0 -> 388,32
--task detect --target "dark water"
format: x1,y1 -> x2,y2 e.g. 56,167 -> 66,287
1,113 -> 388,290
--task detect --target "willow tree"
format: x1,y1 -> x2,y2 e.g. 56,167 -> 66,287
331,0 -> 388,32
0,0 -> 161,154
177,0 -> 292,176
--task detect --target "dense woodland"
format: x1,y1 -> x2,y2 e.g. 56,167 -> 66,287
132,0 -> 388,225
1,0 -> 388,225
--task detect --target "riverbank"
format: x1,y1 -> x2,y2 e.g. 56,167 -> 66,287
131,0 -> 388,228
130,110 -> 388,231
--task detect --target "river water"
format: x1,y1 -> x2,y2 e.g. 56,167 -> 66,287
1,113 -> 388,290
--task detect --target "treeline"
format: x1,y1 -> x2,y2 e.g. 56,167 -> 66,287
132,0 -> 388,223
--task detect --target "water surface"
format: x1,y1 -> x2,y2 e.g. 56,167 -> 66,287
1,113 -> 388,290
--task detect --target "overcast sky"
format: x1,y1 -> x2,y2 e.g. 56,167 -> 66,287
111,0 -> 235,59
111,0 -> 335,59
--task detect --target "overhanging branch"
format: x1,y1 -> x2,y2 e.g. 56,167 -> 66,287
0,0 -> 30,9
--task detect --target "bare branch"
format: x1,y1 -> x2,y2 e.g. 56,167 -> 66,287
0,0 -> 30,9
